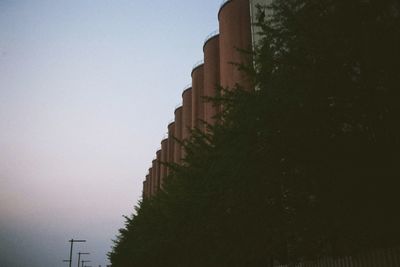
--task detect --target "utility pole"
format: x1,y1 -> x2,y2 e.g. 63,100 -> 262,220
77,252 -> 90,267
82,260 -> 91,267
68,239 -> 86,267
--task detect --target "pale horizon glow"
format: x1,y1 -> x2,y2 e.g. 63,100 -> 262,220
0,1 -> 221,266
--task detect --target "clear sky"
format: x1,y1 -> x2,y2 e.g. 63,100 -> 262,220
0,1 -> 221,266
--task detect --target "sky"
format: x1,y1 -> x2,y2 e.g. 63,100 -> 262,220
0,1 -> 221,266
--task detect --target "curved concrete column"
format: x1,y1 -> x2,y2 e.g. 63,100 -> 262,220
203,34 -> 220,126
167,122 -> 175,175
218,0 -> 252,91
174,107 -> 183,164
191,64 -> 205,130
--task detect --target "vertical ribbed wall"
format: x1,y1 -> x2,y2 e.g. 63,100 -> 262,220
182,87 -> 193,141
147,173 -> 150,197
160,139 -> 168,188
181,87 -> 192,159
145,174 -> 149,198
218,0 -> 252,90
167,122 -> 175,175
151,160 -> 157,194
182,88 -> 192,159
142,0 -> 254,198
148,167 -> 153,196
174,107 -> 183,164
156,150 -> 161,192
191,65 -> 205,130
142,180 -> 145,198
203,34 -> 220,126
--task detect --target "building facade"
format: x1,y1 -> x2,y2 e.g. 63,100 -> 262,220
143,0 -> 270,199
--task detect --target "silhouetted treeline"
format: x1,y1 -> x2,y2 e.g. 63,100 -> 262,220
108,0 -> 400,266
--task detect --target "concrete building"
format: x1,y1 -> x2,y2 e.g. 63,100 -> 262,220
156,150 -> 161,190
148,167 -> 152,197
203,32 -> 220,127
160,138 -> 168,189
182,87 -> 193,140
219,0 -> 252,91
142,0 -> 270,198
191,62 -> 205,130
151,159 -> 157,194
167,122 -> 175,175
173,106 -> 183,165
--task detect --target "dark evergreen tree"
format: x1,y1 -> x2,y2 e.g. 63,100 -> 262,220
108,0 -> 400,265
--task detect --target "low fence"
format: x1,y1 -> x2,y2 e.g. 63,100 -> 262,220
275,247 -> 400,267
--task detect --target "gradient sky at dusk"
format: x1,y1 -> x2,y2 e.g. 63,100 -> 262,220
0,1 -> 221,266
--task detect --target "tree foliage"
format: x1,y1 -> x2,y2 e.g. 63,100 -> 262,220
109,0 -> 400,266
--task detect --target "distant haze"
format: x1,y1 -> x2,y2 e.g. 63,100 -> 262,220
0,1 -> 220,266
